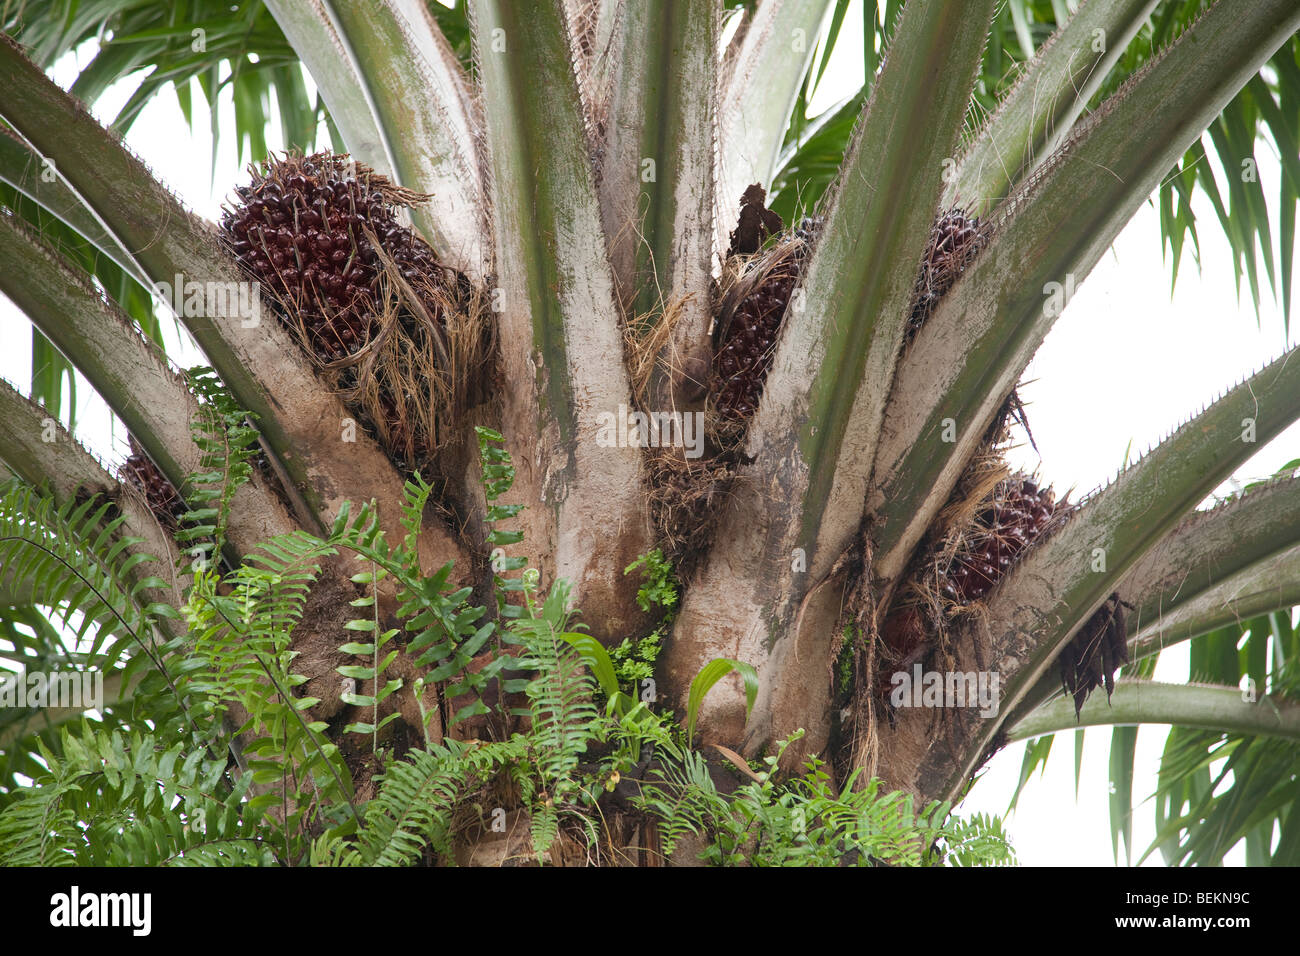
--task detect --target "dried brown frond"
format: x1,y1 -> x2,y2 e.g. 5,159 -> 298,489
644,451 -> 737,576
623,294 -> 691,407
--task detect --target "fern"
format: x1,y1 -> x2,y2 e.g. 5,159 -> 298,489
0,393 -> 1017,868
338,551 -> 403,749
0,480 -> 195,798
326,486 -> 503,729
311,737 -> 524,866
635,742 -> 726,858
513,580 -> 599,791
477,426 -> 527,606
183,529 -> 358,844
623,548 -> 678,614
399,476 -> 498,725
360,739 -> 490,865
509,577 -> 603,858
360,745 -> 466,864
0,724 -> 276,866
174,366 -> 260,571
0,480 -> 175,675
636,732 -> 1016,867
933,811 -> 1017,866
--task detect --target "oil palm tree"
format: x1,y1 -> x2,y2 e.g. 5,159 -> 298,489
0,0 -> 1298,865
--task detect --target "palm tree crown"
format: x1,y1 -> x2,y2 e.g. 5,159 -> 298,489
0,0 -> 1298,866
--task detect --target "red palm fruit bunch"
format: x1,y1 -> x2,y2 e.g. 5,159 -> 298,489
940,475 -> 1064,603
880,474 -> 1068,667
221,152 -> 482,469
880,472 -> 1130,715
942,476 -> 1131,713
119,436 -> 184,529
908,206 -> 987,338
710,185 -> 821,424
219,152 -> 452,364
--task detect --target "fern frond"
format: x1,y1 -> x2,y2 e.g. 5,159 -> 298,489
0,479 -> 174,669
360,744 -> 466,865
0,724 -> 277,866
174,366 -> 260,570
329,483 -> 503,728
183,529 -> 357,840
357,739 -> 518,866
513,579 -> 600,797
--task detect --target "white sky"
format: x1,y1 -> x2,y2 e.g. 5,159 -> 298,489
2,3 -> 1296,866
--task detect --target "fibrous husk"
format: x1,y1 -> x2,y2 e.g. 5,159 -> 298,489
618,291 -> 736,570
333,251 -> 491,470
645,452 -> 736,576
623,293 -> 693,409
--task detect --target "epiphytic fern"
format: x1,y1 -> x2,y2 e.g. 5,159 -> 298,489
174,366 -> 260,572
183,529 -> 357,840
326,480 -> 503,730
637,731 -> 1015,867
310,736 -> 526,866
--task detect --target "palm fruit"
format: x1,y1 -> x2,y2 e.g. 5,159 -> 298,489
940,475 -> 1063,603
908,206 -> 986,338
119,437 -> 184,527
877,473 -> 1063,689
1058,593 -> 1131,716
710,251 -> 800,421
711,194 -> 820,423
220,152 -> 453,364
878,470 -> 1130,716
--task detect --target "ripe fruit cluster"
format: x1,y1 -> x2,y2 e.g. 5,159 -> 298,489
220,152 -> 451,364
908,206 -> 986,337
882,472 -> 1128,716
710,187 -> 808,423
709,199 -> 981,425
221,152 -> 485,469
119,440 -> 184,528
940,475 -> 1063,603
710,241 -> 805,422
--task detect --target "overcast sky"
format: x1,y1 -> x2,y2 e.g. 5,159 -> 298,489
2,2 -> 1296,866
